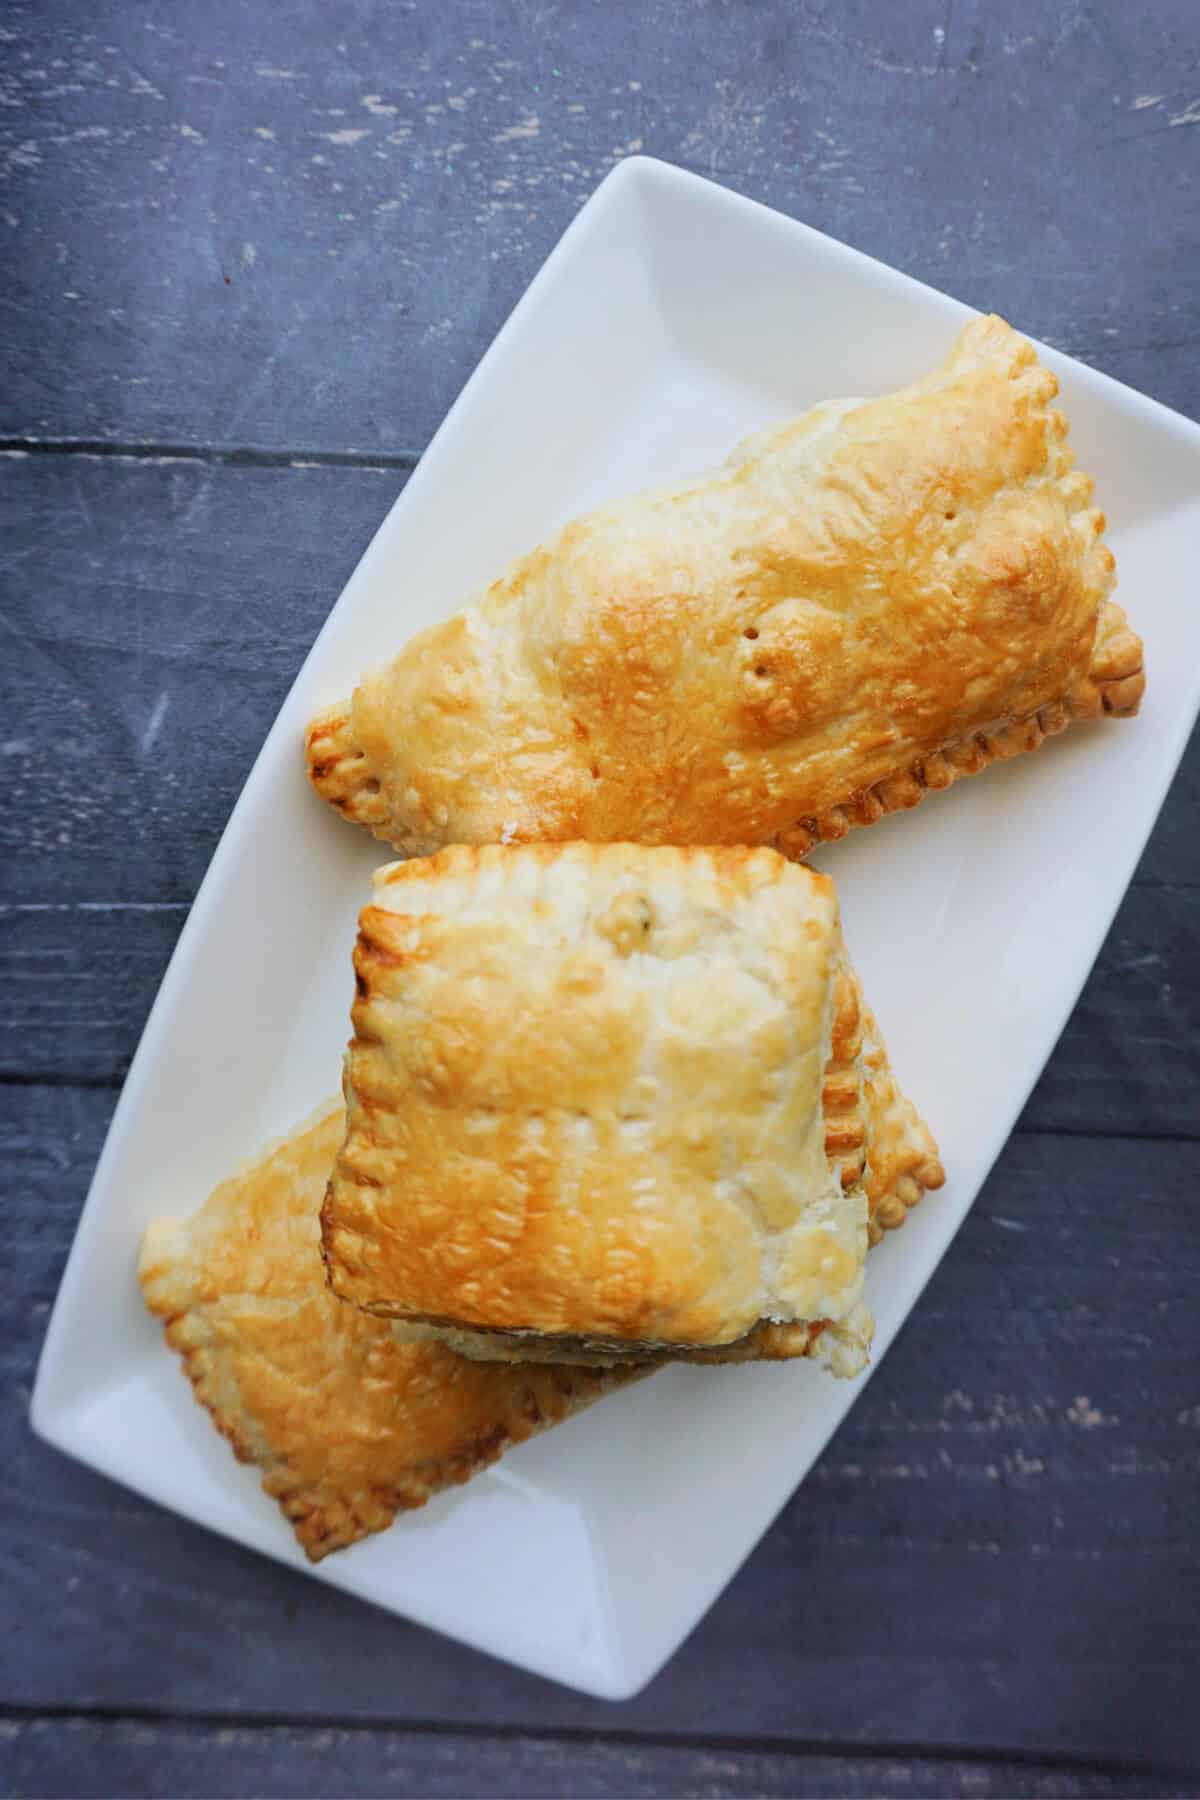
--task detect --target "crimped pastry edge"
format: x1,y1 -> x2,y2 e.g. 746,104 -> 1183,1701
773,600 -> 1144,859
826,958 -> 945,1246
151,1299 -> 641,1560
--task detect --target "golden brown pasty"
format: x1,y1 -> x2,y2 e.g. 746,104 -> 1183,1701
321,844 -> 943,1367
306,315 -> 1143,859
139,1103 -> 638,1562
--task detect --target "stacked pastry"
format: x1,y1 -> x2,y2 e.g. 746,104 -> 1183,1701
141,316 -> 1143,1562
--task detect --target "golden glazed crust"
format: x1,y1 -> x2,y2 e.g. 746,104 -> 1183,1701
403,956 -> 938,1369
321,844 -> 942,1359
306,315 -> 1144,858
139,1104 -> 636,1562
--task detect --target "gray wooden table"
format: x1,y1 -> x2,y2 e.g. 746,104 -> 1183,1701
3,3 -> 1198,1795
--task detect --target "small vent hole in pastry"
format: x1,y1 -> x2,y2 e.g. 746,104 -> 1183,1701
743,626 -> 759,640
754,664 -> 769,679
365,777 -> 381,794
944,509 -> 956,520
595,892 -> 655,955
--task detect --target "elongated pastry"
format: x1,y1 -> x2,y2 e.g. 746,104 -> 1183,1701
306,315 -> 1143,858
321,844 -> 943,1367
139,1103 -> 639,1561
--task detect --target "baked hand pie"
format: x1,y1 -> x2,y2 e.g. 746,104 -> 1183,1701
306,314 -> 1143,859
139,1103 -> 638,1561
321,844 -> 943,1368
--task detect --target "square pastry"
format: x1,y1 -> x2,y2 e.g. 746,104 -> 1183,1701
321,843 -> 941,1368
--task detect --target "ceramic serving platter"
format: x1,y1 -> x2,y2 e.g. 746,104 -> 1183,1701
32,157 -> 1200,1699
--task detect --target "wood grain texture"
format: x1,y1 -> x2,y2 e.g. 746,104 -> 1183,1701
0,453 -> 397,904
5,1085 -> 1198,1765
4,0 -> 1200,1788
2,0 -> 1199,453
0,1718 -> 1186,1800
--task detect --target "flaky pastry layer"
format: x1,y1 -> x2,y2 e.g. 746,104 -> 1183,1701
306,315 -> 1143,859
322,844 -> 942,1361
139,1104 -> 636,1561
398,1306 -> 876,1378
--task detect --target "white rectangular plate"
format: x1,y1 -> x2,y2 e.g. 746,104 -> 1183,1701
33,157 -> 1200,1701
